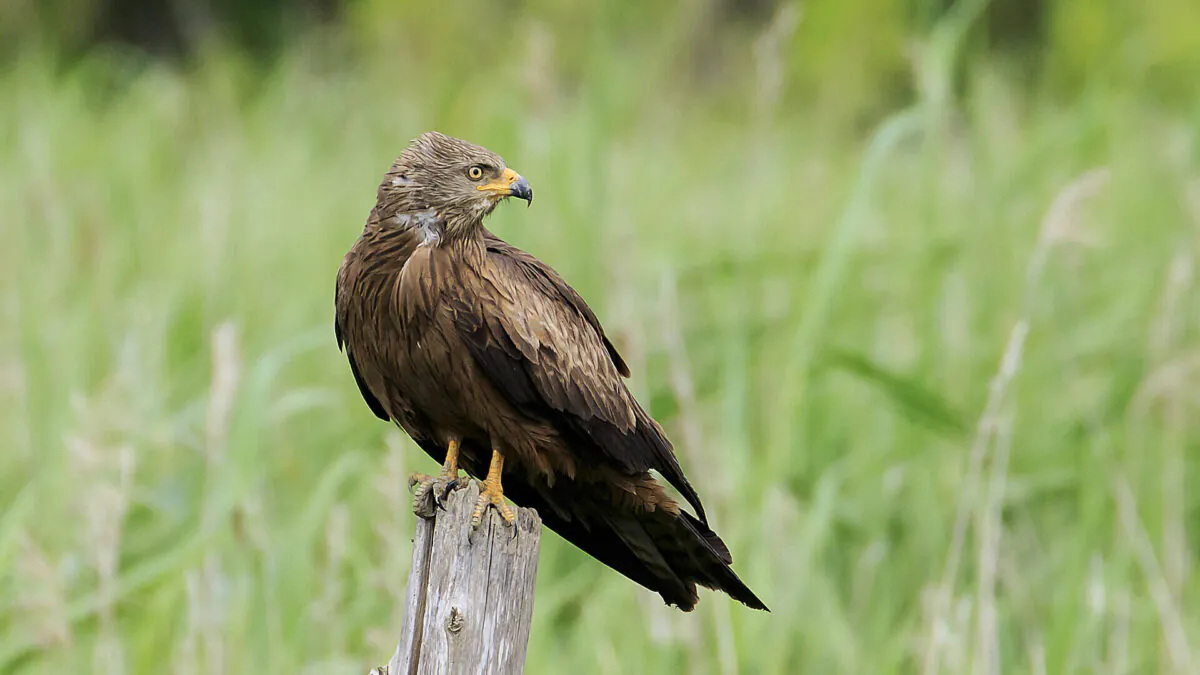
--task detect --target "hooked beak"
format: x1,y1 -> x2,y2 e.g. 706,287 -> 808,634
478,167 -> 533,205
509,175 -> 533,204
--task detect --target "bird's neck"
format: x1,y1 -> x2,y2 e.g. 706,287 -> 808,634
372,200 -> 489,249
439,219 -> 488,265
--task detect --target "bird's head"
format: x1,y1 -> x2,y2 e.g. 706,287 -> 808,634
375,131 -> 532,241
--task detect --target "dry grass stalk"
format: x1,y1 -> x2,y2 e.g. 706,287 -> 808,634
1113,478 -> 1196,673
922,168 -> 1110,675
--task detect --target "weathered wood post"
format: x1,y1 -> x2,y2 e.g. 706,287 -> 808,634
374,481 -> 542,675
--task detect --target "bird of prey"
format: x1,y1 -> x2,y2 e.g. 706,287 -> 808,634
335,132 -> 766,612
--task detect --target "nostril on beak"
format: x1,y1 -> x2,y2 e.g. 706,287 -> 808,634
509,176 -> 533,204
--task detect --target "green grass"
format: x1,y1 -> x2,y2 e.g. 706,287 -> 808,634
2,29 -> 1199,675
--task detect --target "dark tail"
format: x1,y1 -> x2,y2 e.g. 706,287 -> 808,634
420,440 -> 767,611
506,474 -> 769,612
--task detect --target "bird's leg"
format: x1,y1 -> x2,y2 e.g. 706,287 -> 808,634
409,437 -> 462,518
470,448 -> 516,529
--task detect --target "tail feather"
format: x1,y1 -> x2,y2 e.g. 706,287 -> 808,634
426,441 -> 767,612
680,510 -> 732,564
505,473 -> 768,612
671,511 -> 766,610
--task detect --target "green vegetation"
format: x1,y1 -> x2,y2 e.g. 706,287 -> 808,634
3,3 -> 1199,673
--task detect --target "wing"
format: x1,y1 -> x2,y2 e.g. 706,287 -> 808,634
455,234 -> 708,524
484,232 -> 630,377
335,316 -> 389,421
335,213 -> 423,423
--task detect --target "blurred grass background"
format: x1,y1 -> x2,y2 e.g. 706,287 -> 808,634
3,0 -> 1200,673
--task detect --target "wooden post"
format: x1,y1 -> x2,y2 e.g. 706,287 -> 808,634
373,481 -> 542,675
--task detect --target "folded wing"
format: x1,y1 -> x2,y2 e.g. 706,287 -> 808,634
452,234 -> 709,524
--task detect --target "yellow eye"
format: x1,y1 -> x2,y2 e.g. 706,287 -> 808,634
468,166 -> 484,180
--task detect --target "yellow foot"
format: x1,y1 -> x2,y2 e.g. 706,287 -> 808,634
470,448 -> 514,529
408,471 -> 460,518
470,478 -> 516,529
409,438 -> 462,519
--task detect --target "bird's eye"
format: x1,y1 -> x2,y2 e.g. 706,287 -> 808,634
467,165 -> 485,181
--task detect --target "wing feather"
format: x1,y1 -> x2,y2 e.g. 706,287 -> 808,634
335,251 -> 390,422
335,216 -> 424,424
458,235 -> 708,524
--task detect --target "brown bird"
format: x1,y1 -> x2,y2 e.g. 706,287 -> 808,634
335,132 -> 766,612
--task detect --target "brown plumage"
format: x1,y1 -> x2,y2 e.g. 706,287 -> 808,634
335,131 -> 767,612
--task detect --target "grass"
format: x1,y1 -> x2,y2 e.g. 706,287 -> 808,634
2,24 -> 1199,674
